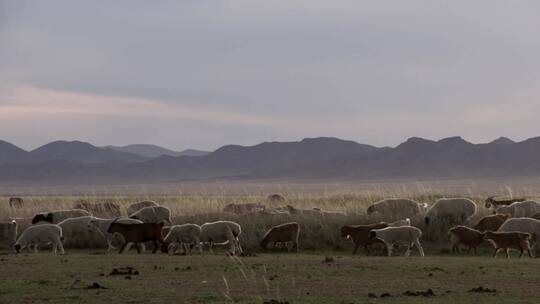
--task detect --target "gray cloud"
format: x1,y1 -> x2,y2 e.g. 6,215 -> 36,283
1,1 -> 540,150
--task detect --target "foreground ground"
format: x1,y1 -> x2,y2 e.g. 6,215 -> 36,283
1,251 -> 539,304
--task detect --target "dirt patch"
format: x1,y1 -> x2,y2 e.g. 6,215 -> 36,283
468,286 -> 497,293
403,289 -> 435,297
110,267 -> 139,276
86,282 -> 107,289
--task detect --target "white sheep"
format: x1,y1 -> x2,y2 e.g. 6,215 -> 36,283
57,216 -> 100,245
368,226 -> 424,257
498,217 -> 540,249
14,224 -> 65,254
495,200 -> 540,218
366,199 -> 427,221
127,200 -> 159,216
0,220 -> 17,249
32,209 -> 91,224
163,224 -> 202,255
200,221 -> 242,255
129,206 -> 172,225
88,217 -> 145,251
424,198 -> 477,225
388,218 -> 411,227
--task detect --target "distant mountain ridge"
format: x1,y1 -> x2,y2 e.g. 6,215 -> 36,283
0,136 -> 539,184
105,144 -> 209,158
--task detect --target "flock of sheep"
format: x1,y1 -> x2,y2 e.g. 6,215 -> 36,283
2,194 -> 540,259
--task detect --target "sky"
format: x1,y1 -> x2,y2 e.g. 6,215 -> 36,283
1,1 -> 540,151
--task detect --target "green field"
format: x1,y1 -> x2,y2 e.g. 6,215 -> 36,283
1,251 -> 539,304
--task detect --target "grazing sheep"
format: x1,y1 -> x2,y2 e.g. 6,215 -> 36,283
485,196 -> 526,209
0,220 -> 17,248
366,199 -> 426,221
32,209 -> 91,224
127,200 -> 159,216
88,217 -> 145,251
388,218 -> 411,227
14,224 -> 64,254
129,206 -> 172,225
267,193 -> 286,203
73,201 -> 121,217
57,216 -> 100,246
223,203 -> 265,215
368,226 -> 425,257
107,221 -> 164,254
260,222 -> 300,252
162,224 -> 202,255
448,226 -> 484,254
495,200 -> 540,218
473,214 -> 509,232
9,197 -> 24,208
484,231 -> 533,258
498,217 -> 540,247
200,221 -> 242,255
312,207 -> 347,218
340,223 -> 388,255
424,198 -> 477,226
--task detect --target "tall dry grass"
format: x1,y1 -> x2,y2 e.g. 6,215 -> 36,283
0,186 -> 531,253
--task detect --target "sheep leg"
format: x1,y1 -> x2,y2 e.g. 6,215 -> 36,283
352,244 -> 359,255
414,239 -> 425,257
405,244 -> 412,257
209,241 -> 214,254
493,248 -> 500,258
505,248 -> 510,259
386,243 -> 394,257
106,237 -> 115,251
56,238 -> 65,255
519,249 -> 524,258
52,242 -> 58,255
528,248 -> 533,258
236,238 -> 243,254
119,242 -> 127,254
152,240 -> 159,254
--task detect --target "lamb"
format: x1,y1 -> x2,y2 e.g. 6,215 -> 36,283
483,231 -> 533,258
223,203 -> 265,215
88,217 -> 145,251
31,209 -> 91,224
73,201 -> 121,217
495,200 -> 540,218
473,213 -> 509,232
498,217 -> 540,247
340,223 -> 388,255
200,220 -> 242,255
448,226 -> 484,254
424,198 -> 477,225
129,206 -> 172,225
368,226 -> 425,257
14,224 -> 64,254
162,224 -> 202,255
0,220 -> 17,248
9,197 -> 24,208
127,200 -> 159,216
485,196 -> 526,209
107,221 -> 164,254
284,205 -> 323,217
366,199 -> 427,221
260,222 -> 300,252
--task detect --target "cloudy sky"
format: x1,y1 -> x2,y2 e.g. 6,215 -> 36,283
1,1 -> 540,151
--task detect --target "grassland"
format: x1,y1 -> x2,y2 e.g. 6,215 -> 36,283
1,189 -> 540,303
1,252 -> 540,303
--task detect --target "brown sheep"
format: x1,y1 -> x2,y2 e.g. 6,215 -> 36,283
340,223 -> 388,255
107,221 -> 164,254
484,231 -> 533,258
260,222 -> 300,252
448,226 -> 484,254
485,196 -> 526,209
74,201 -> 121,217
9,197 -> 24,208
473,214 -> 509,232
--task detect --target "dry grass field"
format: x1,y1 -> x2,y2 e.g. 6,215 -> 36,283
1,186 -> 540,303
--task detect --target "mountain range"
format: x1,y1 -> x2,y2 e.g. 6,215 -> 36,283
0,136 -> 538,185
